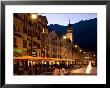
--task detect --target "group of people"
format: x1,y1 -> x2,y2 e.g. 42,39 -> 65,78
14,62 -> 70,75
53,66 -> 69,75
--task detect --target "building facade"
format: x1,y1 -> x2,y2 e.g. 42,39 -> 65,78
47,30 -> 61,58
66,20 -> 74,43
14,13 -> 48,57
61,38 -> 73,59
14,13 -> 84,62
60,20 -> 73,60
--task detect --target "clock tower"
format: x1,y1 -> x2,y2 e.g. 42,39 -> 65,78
66,20 -> 73,43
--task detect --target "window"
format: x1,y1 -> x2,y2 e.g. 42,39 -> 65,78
29,41 -> 31,46
53,41 -> 54,45
58,55 -> 59,58
28,29 -> 31,36
14,38 -> 16,44
35,32 -> 37,37
37,35 -> 41,40
18,27 -> 20,32
23,40 -> 27,48
22,19 -> 23,24
36,42 -> 40,48
26,16 -> 27,25
33,41 -> 36,46
14,25 -> 17,32
33,32 -> 36,37
23,27 -> 27,34
38,25 -> 41,30
53,48 -> 57,52
14,37 -> 17,48
53,55 -> 55,58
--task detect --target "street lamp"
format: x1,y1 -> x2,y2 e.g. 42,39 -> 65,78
63,35 -> 67,39
75,45 -> 78,48
41,26 -> 48,58
30,14 -> 38,56
43,28 -> 45,34
80,49 -> 82,52
44,47 -> 47,58
63,35 -> 67,59
31,14 -> 37,20
94,54 -> 95,57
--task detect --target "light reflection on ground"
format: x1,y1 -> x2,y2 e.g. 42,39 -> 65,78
70,67 -> 97,75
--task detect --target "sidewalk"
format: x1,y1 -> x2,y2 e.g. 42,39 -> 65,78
69,67 -> 97,75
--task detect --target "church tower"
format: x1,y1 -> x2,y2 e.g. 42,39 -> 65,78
66,20 -> 73,43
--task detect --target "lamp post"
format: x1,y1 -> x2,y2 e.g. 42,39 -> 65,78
63,35 -> 67,59
30,14 -> 37,56
44,47 -> 47,58
72,42 -> 73,60
80,49 -> 82,52
75,45 -> 78,48
31,14 -> 37,20
63,35 -> 66,39
41,27 -> 45,58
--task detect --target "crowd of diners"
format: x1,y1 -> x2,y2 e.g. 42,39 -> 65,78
14,60 -> 96,75
14,60 -> 75,75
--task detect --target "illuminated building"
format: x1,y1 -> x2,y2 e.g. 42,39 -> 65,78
66,20 -> 74,43
47,30 -> 61,58
13,13 -> 48,57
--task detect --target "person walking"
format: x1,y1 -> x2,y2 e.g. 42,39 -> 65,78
53,67 -> 59,75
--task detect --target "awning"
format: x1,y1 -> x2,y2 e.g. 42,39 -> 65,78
14,56 -> 74,61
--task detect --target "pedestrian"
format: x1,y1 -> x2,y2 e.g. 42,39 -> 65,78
59,68 -> 64,75
53,66 -> 60,75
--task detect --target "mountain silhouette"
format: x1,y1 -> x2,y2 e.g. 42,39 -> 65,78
48,18 -> 97,54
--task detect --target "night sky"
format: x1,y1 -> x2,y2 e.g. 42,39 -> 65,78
43,13 -> 97,54
14,13 -> 97,53
39,13 -> 97,26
